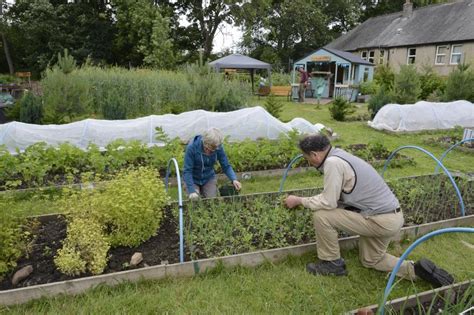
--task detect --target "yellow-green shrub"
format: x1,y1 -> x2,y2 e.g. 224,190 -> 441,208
0,197 -> 27,280
55,217 -> 109,276
92,167 -> 169,247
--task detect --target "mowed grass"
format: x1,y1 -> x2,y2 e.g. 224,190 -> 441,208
2,233 -> 473,314
1,99 -> 473,313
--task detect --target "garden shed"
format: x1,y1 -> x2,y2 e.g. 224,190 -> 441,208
209,53 -> 272,92
292,47 -> 374,100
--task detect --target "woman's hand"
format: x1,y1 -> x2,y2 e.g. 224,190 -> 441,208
232,180 -> 242,191
285,195 -> 302,209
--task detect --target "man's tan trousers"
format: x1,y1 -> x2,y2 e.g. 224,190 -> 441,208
312,208 -> 416,279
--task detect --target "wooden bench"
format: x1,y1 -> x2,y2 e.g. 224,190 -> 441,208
257,85 -> 292,101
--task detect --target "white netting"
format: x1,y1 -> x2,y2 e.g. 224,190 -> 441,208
0,106 -> 324,152
368,100 -> 474,132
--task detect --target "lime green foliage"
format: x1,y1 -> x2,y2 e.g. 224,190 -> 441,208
374,64 -> 395,91
443,63 -> 474,102
329,96 -> 355,121
394,65 -> 421,104
358,80 -> 378,95
55,49 -> 77,75
19,91 -> 43,124
55,217 -> 109,276
419,66 -> 446,100
41,65 -> 250,123
264,93 -> 283,118
92,167 -> 169,246
0,197 -> 27,280
60,167 -> 169,247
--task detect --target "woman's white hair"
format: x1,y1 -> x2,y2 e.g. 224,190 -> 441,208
202,128 -> 224,147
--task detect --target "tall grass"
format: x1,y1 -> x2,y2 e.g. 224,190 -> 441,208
41,65 -> 251,123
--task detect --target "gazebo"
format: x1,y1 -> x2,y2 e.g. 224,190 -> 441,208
209,53 -> 272,92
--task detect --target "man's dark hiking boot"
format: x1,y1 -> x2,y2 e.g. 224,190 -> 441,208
414,258 -> 454,288
306,259 -> 348,276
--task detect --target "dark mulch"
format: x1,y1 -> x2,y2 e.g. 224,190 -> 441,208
0,209 -> 185,291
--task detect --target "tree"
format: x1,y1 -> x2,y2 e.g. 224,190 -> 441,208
113,0 -> 174,68
173,0 -> 251,61
240,0 -> 332,71
0,0 -> 14,74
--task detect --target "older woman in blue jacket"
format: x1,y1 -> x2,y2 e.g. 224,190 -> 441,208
183,128 -> 242,199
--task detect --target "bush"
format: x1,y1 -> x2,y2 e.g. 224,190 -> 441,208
329,96 -> 355,121
419,66 -> 446,100
0,198 -> 27,280
443,63 -> 474,102
358,80 -> 378,95
374,65 -> 395,91
394,65 -> 421,104
60,167 -> 170,247
19,92 -> 43,124
55,217 -> 109,276
264,94 -> 283,118
368,88 -> 394,118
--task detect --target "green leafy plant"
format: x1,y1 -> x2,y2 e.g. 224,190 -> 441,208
54,217 -> 110,276
374,64 -> 395,91
393,65 -> 421,104
328,96 -> 355,121
443,63 -> 474,102
0,197 -> 27,280
368,87 -> 393,118
56,48 -> 77,75
264,93 -> 283,118
19,92 -> 43,124
419,66 -> 446,100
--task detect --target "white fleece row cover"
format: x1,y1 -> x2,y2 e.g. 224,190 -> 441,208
368,100 -> 474,132
0,106 -> 324,152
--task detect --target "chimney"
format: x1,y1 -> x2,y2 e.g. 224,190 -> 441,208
403,0 -> 413,17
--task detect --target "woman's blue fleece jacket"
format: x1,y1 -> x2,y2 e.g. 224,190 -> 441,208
183,135 -> 237,194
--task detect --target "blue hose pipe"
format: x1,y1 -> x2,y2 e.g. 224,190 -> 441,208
379,227 -> 474,315
381,145 -> 465,216
279,154 -> 303,193
435,138 -> 474,174
165,158 -> 185,263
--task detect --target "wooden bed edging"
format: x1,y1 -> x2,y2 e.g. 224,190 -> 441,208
1,214 -> 473,306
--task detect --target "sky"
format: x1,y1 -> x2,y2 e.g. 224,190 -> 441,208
212,22 -> 243,54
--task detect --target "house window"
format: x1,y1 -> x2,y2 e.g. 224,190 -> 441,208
379,50 -> 385,64
450,45 -> 462,64
435,45 -> 448,65
407,48 -> 416,64
368,50 -> 375,63
363,67 -> 369,81
361,51 -> 368,60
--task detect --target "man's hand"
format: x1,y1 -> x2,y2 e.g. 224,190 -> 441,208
189,192 -> 200,200
285,195 -> 303,209
232,180 -> 242,191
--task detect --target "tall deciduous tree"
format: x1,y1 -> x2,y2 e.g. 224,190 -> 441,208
113,0 -> 174,68
240,0 -> 331,71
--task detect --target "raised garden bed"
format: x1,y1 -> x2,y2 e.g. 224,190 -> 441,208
1,174 -> 471,294
347,280 -> 473,314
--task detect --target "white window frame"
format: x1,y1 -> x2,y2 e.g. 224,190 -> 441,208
450,45 -> 462,65
407,48 -> 416,64
379,50 -> 385,64
368,50 -> 375,64
361,51 -> 368,60
435,45 -> 448,65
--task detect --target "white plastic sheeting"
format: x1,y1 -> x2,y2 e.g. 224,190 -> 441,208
0,106 -> 324,152
368,100 -> 474,132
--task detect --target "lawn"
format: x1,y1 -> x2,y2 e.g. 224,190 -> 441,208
1,99 -> 473,314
